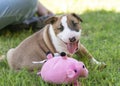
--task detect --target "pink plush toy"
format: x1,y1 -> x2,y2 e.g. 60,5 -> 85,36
35,52 -> 88,86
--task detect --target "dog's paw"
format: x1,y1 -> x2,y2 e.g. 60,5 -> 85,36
0,55 -> 5,62
90,58 -> 106,69
98,62 -> 106,69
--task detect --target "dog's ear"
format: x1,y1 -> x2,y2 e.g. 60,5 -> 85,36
44,16 -> 58,24
71,13 -> 83,22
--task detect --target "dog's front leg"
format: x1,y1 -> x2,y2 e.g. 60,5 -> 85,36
75,44 -> 106,68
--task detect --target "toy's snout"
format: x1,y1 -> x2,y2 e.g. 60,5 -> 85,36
78,62 -> 88,77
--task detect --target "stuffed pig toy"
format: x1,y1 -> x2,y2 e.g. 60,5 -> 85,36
33,52 -> 88,86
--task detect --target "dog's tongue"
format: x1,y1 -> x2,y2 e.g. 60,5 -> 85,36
67,42 -> 78,54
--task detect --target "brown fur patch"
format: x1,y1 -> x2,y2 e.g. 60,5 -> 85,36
67,13 -> 82,32
52,16 -> 63,35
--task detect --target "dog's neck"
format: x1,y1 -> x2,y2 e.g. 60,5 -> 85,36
48,24 -> 71,55
43,25 -> 56,54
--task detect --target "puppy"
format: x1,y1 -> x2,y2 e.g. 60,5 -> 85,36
7,13 -> 105,71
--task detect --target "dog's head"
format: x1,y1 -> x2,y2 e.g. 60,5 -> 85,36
45,13 -> 83,54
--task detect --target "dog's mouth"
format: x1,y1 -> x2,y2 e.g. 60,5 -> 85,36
65,41 -> 79,54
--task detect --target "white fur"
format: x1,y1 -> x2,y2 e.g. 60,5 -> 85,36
91,58 -> 102,65
7,48 -> 15,61
49,25 -> 69,54
6,48 -> 15,68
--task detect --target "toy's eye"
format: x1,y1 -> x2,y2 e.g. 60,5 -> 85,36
83,65 -> 85,68
74,69 -> 77,73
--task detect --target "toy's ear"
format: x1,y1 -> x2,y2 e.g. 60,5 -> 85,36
44,16 -> 58,24
60,52 -> 67,59
46,51 -> 53,59
67,69 -> 75,78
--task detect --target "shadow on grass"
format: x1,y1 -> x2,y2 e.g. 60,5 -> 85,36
0,10 -> 120,35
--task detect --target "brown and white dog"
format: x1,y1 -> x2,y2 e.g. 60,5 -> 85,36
7,13 -> 105,71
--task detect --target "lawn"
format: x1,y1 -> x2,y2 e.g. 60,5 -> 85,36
0,0 -> 120,86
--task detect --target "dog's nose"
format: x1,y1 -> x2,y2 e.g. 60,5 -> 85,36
69,37 -> 76,42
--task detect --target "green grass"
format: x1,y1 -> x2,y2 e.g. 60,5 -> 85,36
0,0 -> 120,85
79,10 -> 120,86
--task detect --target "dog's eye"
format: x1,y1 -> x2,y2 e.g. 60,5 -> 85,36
58,24 -> 64,31
72,20 -> 78,27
